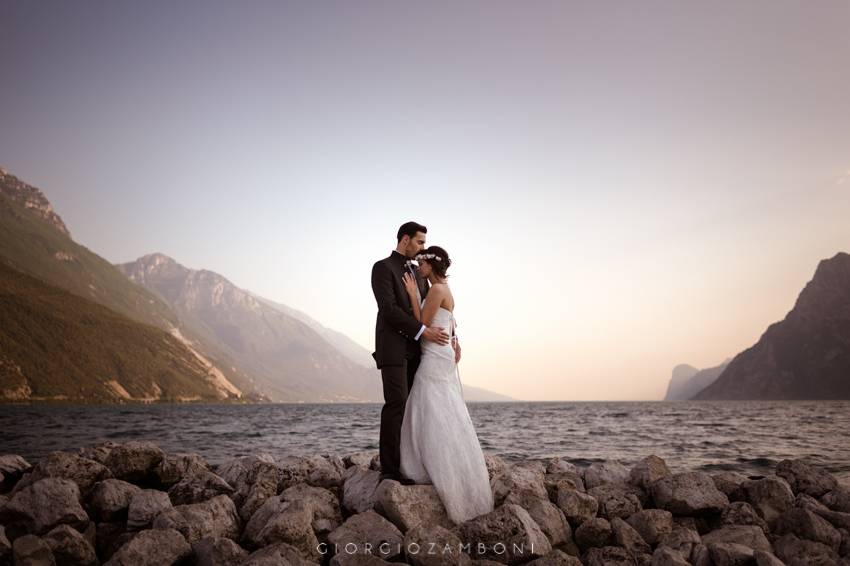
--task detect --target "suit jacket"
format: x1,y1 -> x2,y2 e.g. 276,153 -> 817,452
371,250 -> 430,368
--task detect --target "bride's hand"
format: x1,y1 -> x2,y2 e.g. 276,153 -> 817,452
402,272 -> 418,297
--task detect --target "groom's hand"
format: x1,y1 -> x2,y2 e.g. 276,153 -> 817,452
423,326 -> 450,345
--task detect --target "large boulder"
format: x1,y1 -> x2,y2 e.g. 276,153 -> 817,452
773,532 -> 840,565
374,479 -> 453,531
280,483 -> 343,535
403,523 -> 472,566
155,452 -> 211,488
774,507 -> 842,551
657,525 -> 701,558
516,498 -> 572,547
711,471 -> 749,502
586,483 -> 643,520
650,472 -> 729,515
491,462 -> 548,506
342,451 -> 376,469
43,524 -> 98,566
584,461 -> 630,489
152,494 -> 240,546
460,503 -> 552,563
701,525 -> 772,553
241,497 -> 320,559
104,528 -> 191,565
0,526 -> 11,564
628,455 -> 670,491
217,455 -> 282,522
104,442 -> 164,484
705,542 -> 755,565
243,541 -> 321,566
0,477 -> 88,536
127,489 -> 172,530
342,465 -> 382,514
555,487 -> 598,527
167,468 -> 233,505
574,517 -> 613,551
625,509 -> 674,546
0,454 -> 32,491
483,454 -> 507,481
89,479 -> 141,522
11,534 -> 56,566
581,545 -> 636,565
17,452 -> 111,497
278,455 -> 346,491
741,476 -> 795,529
192,536 -> 249,566
78,442 -> 119,465
776,459 -> 838,498
822,487 -> 850,513
718,501 -> 769,532
610,516 -> 650,555
327,510 -> 404,561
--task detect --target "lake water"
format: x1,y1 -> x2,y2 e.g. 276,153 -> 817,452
2,401 -> 849,479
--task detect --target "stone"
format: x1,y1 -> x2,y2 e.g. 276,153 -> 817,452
241,497 -> 319,558
243,541 -> 320,566
583,461 -> 630,489
342,451 -> 376,469
127,488 -> 172,530
12,534 -> 56,566
628,455 -> 670,491
546,458 -> 578,475
701,525 -> 771,553
104,528 -> 191,565
587,483 -> 643,520
776,458 -> 838,498
19,451 -> 112,497
526,549 -> 583,565
706,542 -> 755,565
403,523 -> 471,566
544,473 -> 585,502
753,550 -> 787,566
152,494 -> 240,546
741,476 -> 795,529
43,524 -> 98,566
483,454 -> 507,481
0,477 -> 88,536
518,498 -> 571,547
581,545 -> 636,565
610,516 -> 650,555
573,517 -> 612,551
103,441 -> 164,484
192,536 -> 249,566
459,503 -> 551,563
374,479 -> 453,531
657,525 -> 701,558
278,454 -> 345,490
217,455 -> 282,522
651,472 -> 729,515
0,454 -> 31,491
625,509 -> 674,546
167,468 -> 233,505
774,507 -> 841,551
327,510 -> 404,561
280,482 -> 343,535
773,532 -> 840,565
155,452 -> 211,488
712,471 -> 750,502
555,487 -> 598,527
719,501 -> 769,532
342,465 -> 382,514
0,526 -> 10,564
78,442 -> 119,464
491,461 -> 548,506
822,487 -> 850,513
89,478 -> 141,521
650,547 -> 689,566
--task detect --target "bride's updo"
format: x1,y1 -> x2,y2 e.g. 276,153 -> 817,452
417,245 -> 451,278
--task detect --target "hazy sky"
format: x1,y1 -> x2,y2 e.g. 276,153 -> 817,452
2,1 -> 849,400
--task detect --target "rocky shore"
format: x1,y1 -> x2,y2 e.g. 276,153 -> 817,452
1,443 -> 849,565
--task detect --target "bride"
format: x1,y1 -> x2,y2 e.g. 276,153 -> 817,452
399,245 -> 494,524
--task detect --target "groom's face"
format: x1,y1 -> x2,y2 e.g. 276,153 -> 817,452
402,231 -> 426,257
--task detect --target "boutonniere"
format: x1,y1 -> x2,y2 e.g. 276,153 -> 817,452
404,259 -> 419,270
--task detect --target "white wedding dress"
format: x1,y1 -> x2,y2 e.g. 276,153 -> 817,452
399,305 -> 494,524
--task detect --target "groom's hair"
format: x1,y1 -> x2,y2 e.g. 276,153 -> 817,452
397,221 -> 427,243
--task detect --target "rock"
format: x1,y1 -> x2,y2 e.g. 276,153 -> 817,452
127,488 -> 172,530
546,458 -> 578,475
103,441 -> 164,484
651,472 -> 730,515
544,473 -> 585,502
719,501 -> 769,532
243,541 -> 320,566
650,547 -> 689,566
483,454 -> 507,481
774,507 -> 841,551
555,487 -> 598,527
104,528 -> 191,565
518,498 -> 571,547
370,453 -> 382,471
491,462 -> 548,506
217,455 -> 282,522
403,523 -> 471,566
573,517 -> 612,551
342,451 -> 376,469
776,458 -> 838,498
629,455 -> 670,491
78,441 -> 119,464
167,468 -> 233,505
342,465 -> 382,514
0,477 -> 88,536
712,471 -> 750,502
459,503 -> 552,563
587,483 -> 643,520
12,534 -> 56,566
626,509 -> 674,546
690,543 -> 712,566
526,549 -> 582,565
706,542 -> 755,565
0,526 -> 10,564
327,510 -> 404,561
152,494 -> 240,546
43,524 -> 97,566
773,532 -> 840,565
701,525 -> 771,553
657,525 -> 701,558
217,454 -> 276,487
822,487 -> 850,513
89,479 -> 141,521
19,452 -> 112,498
0,454 -> 31,491
278,455 -> 345,490
192,536 -> 249,566
95,521 -> 132,561
753,550 -> 787,566
241,497 -> 319,558
374,479 -> 453,531
610,516 -> 650,555
741,476 -> 795,529
280,482 -> 343,535
155,452 -> 211,488
584,461 -> 630,489
581,545 -> 637,565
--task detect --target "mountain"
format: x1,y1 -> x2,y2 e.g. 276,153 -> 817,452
693,252 -> 850,400
664,360 -> 730,400
0,168 -> 256,400
116,253 -> 384,402
0,261 -> 239,402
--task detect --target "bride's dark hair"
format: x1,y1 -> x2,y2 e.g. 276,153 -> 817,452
419,245 -> 451,278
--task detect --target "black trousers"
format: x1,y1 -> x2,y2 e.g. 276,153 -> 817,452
379,355 -> 421,477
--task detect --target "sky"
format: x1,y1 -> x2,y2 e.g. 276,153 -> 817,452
2,1 -> 849,401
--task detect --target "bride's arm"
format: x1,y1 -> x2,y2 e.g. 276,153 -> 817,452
419,285 -> 446,327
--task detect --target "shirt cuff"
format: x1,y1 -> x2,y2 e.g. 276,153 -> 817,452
414,325 -> 426,341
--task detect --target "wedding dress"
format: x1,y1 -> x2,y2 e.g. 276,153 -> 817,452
399,305 -> 494,524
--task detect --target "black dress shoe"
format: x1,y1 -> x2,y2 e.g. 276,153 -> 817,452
378,472 -> 398,482
398,476 -> 416,485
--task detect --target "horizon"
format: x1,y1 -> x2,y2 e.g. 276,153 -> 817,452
2,1 -> 849,401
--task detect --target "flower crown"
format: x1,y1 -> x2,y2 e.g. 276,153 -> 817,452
415,253 -> 443,262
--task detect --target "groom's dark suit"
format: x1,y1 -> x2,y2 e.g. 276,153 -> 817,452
371,250 -> 429,478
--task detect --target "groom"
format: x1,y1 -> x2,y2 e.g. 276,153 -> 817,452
371,221 -> 452,483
